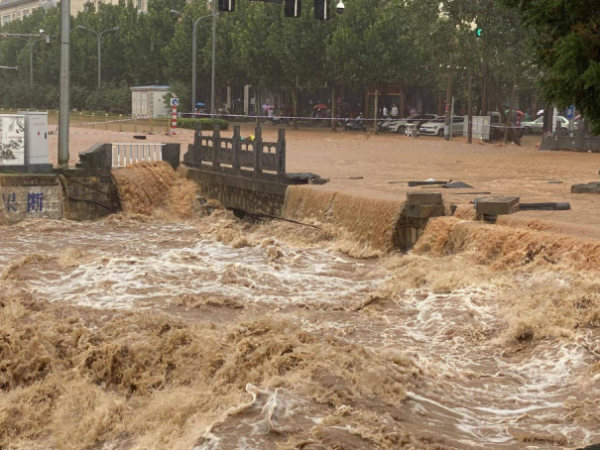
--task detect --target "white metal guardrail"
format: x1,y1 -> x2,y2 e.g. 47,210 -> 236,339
112,143 -> 164,168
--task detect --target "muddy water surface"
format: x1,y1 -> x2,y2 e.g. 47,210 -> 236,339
1,164 -> 599,450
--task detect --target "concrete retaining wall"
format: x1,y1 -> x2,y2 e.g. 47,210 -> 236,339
180,165 -> 287,216
1,170 -> 118,224
0,174 -> 63,224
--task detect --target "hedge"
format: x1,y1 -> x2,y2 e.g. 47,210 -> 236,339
177,118 -> 230,131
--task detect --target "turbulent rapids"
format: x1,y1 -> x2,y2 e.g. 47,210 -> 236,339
1,163 -> 599,450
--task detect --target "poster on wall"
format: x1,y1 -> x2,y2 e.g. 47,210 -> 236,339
0,115 -> 25,166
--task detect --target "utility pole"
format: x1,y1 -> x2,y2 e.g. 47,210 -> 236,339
77,26 -> 119,88
58,0 -> 70,167
211,0 -> 217,117
171,10 -> 212,114
467,67 -> 473,144
443,52 -> 455,141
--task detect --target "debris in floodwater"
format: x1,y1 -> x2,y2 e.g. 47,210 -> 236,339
519,202 -> 571,211
443,181 -> 473,189
408,180 -> 449,187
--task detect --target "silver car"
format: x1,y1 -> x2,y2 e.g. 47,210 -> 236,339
522,116 -> 569,134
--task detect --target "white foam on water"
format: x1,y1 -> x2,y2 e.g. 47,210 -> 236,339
1,220 -> 383,310
2,218 -> 600,448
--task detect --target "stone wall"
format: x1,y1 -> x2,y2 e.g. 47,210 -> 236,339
0,170 -> 119,224
180,166 -> 287,216
59,169 -> 119,221
0,174 -> 63,224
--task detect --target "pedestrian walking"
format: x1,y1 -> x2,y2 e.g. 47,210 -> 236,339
391,104 -> 398,118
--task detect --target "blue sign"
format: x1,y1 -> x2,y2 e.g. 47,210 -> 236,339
170,98 -> 179,107
566,105 -> 575,119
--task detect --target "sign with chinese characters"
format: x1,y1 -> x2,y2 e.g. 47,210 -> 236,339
0,115 -> 25,166
0,180 -> 63,224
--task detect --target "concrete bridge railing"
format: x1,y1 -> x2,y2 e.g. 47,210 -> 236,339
183,125 -> 286,182
112,143 -> 164,168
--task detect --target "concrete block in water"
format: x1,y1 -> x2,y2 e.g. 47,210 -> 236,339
475,196 -> 519,215
406,192 -> 443,206
571,182 -> 600,194
519,202 -> 570,211
404,204 -> 445,219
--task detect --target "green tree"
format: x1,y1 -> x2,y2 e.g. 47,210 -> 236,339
500,0 -> 600,133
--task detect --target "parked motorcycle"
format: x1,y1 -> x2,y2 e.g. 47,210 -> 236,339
271,115 -> 292,126
378,118 -> 393,132
345,113 -> 366,131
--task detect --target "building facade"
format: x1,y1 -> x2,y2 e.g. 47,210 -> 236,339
0,0 -> 146,24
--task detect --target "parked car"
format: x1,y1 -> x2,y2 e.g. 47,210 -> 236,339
419,116 -> 465,137
388,114 -> 439,133
521,116 -> 569,134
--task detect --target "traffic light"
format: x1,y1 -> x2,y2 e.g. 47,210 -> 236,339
314,0 -> 330,20
475,27 -> 483,38
284,0 -> 301,18
218,0 -> 235,12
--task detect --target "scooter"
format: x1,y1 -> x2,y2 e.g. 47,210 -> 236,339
378,117 -> 393,132
271,114 -> 291,126
345,113 -> 366,131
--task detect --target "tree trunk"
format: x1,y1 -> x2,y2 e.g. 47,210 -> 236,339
468,68 -> 473,144
373,88 -> 379,134
504,84 -> 516,145
292,87 -> 298,130
444,52 -> 455,141
400,87 -> 405,119
331,85 -> 337,132
255,88 -> 261,127
481,61 -> 488,116
543,102 -> 552,133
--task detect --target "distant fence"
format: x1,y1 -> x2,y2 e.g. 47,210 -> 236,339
0,109 -> 172,133
541,120 -> 600,152
183,125 -> 286,181
112,143 -> 164,168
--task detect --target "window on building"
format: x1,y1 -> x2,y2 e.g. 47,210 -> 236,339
23,10 -> 30,17
3,15 -> 11,25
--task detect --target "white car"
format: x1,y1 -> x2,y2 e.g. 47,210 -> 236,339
419,116 -> 465,137
388,114 -> 439,133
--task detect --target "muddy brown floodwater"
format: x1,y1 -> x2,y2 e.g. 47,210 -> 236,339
1,163 -> 599,450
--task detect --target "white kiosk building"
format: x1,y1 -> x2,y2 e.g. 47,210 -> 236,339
130,85 -> 171,118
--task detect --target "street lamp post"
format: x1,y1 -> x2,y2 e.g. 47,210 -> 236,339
30,36 -> 50,94
211,2 -> 216,118
77,25 -> 119,88
171,10 -> 213,114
